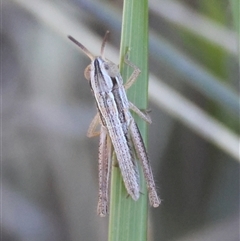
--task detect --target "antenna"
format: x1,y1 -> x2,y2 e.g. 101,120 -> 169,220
68,36 -> 95,60
100,31 -> 110,59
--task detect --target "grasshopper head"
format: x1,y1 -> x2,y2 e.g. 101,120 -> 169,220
68,31 -> 110,81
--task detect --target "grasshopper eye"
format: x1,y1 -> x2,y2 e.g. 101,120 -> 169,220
103,61 -> 119,77
84,65 -> 91,80
103,63 -> 109,70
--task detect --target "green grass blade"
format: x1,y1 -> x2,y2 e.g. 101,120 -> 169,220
108,0 -> 150,241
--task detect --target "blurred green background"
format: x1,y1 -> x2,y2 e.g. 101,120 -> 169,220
2,0 -> 239,240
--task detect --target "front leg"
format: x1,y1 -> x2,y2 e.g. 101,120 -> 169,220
123,54 -> 152,124
123,53 -> 141,90
87,113 -> 101,137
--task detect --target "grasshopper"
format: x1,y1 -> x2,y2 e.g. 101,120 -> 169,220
68,31 -> 160,216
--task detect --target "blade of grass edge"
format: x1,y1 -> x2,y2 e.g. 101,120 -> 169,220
108,0 -> 150,241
